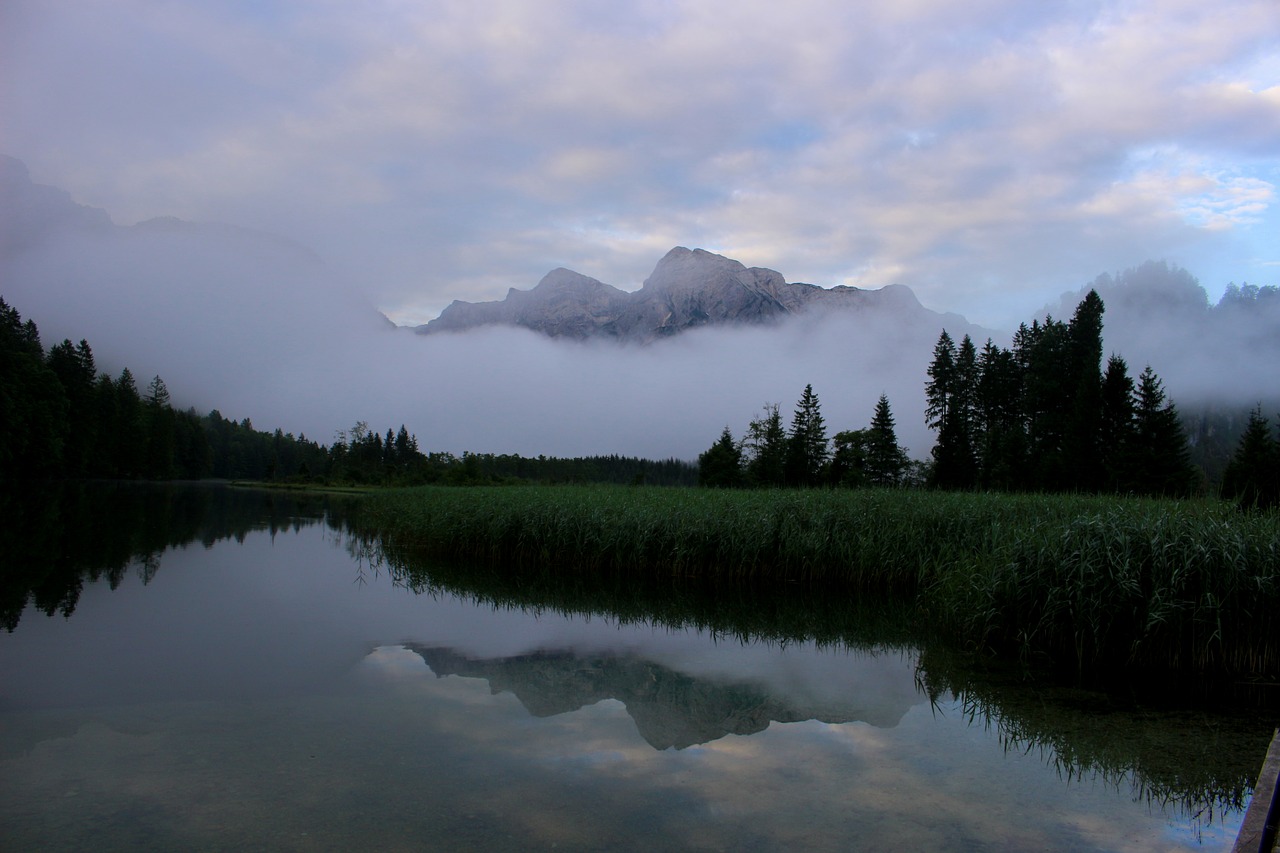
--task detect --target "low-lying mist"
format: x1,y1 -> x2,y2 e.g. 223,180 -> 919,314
2,216 -> 945,459
4,159 -> 1275,463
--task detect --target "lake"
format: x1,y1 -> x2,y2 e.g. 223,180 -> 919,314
0,484 -> 1272,851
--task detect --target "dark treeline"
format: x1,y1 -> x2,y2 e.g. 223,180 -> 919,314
700,290 -> 1279,504
926,290 -> 1280,505
699,388 -> 919,489
924,290 -> 1195,495
1,298 -> 697,486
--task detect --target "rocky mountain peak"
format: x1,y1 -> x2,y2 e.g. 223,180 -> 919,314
417,246 -> 946,343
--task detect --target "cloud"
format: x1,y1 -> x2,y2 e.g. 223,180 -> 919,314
2,1 -> 1278,329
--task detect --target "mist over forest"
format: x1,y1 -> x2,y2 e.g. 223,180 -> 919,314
2,156 -> 1276,463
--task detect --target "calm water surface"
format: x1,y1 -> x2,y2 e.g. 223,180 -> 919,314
0,485 -> 1270,851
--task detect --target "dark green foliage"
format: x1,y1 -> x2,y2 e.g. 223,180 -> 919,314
784,384 -> 828,487
0,298 -> 69,478
829,429 -> 870,487
743,403 -> 787,487
1129,366 -> 1196,496
45,339 -> 98,476
1099,355 -> 1136,492
1221,407 -> 1280,510
865,395 -> 909,486
698,427 -> 743,487
363,485 -> 1280,678
925,291 -> 1199,499
1064,291 -> 1105,491
975,339 -> 1024,490
927,331 -> 978,488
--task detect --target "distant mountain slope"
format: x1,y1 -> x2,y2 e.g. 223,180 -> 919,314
417,246 -> 959,343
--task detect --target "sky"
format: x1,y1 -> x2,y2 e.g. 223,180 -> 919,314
2,0 -> 1278,331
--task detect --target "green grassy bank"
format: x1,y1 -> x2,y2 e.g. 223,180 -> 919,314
361,485 -> 1280,677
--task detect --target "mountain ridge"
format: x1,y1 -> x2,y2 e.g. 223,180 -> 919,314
417,246 -> 955,343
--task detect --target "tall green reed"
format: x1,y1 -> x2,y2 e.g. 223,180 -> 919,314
360,485 -> 1280,677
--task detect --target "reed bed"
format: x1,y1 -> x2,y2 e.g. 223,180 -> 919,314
360,485 -> 1280,677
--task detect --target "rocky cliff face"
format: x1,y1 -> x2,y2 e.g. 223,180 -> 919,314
417,246 -> 933,343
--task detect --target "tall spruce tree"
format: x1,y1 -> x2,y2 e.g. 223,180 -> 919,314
926,331 -> 978,489
1129,366 -> 1196,496
785,384 -> 829,487
975,339 -> 1023,489
1221,407 -> 1279,510
143,375 -> 176,479
1064,290 -> 1105,491
744,403 -> 787,487
46,338 -> 98,477
0,299 -> 69,477
698,426 -> 744,488
1099,355 -> 1136,492
865,394 -> 908,486
1020,317 -> 1072,490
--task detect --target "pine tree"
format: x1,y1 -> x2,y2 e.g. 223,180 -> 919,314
1099,355 -> 1136,492
1064,290 -> 1105,491
925,330 -> 957,433
0,299 -> 69,477
744,403 -> 787,487
865,394 -> 908,486
1020,317 -> 1072,490
111,369 -> 145,478
1129,366 -> 1196,496
46,339 -> 98,476
927,332 -> 978,489
975,339 -> 1023,489
785,384 -> 829,487
1222,407 -> 1279,510
698,426 -> 744,488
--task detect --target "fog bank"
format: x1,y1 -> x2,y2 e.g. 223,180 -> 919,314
4,159 -> 1275,463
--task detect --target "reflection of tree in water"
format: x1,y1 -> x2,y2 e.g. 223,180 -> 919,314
914,645 -> 1272,832
0,483 -> 360,630
372,540 -> 1275,831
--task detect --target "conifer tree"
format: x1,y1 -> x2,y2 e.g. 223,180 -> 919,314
1064,290 -> 1105,491
0,299 -> 69,477
1222,407 -> 1279,510
698,426 -> 744,488
143,376 -> 176,479
975,339 -> 1023,489
785,384 -> 829,487
926,331 -> 978,489
1129,366 -> 1196,496
46,339 -> 98,476
1099,355 -> 1136,492
744,403 -> 787,487
865,394 -> 908,486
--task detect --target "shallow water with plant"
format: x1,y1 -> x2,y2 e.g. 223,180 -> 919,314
0,484 -> 1273,851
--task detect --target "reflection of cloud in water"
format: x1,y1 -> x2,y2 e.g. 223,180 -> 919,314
3,646 -> 1234,852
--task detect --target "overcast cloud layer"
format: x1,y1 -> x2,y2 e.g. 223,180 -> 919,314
3,0 -> 1278,329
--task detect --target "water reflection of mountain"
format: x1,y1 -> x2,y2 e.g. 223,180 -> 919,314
0,483 -> 359,631
406,644 -> 909,750
384,545 -> 1276,819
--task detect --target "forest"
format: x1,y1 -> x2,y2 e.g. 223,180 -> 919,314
698,290 -> 1279,508
2,292 -> 1276,507
0,297 -> 695,487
